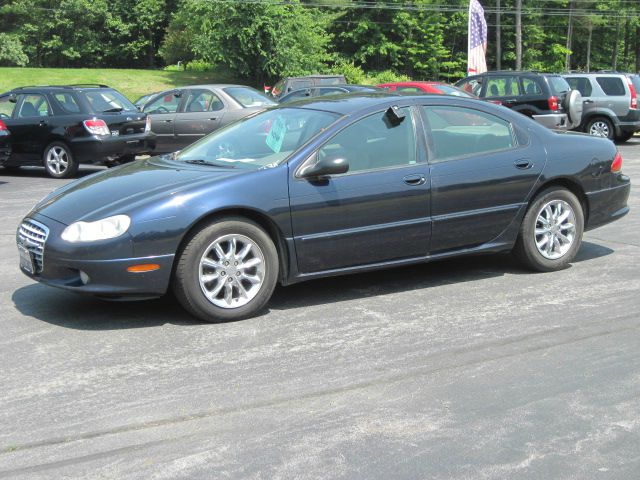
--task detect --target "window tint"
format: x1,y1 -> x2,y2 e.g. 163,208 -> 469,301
185,89 -> 223,112
18,94 -> 50,118
318,77 -> 344,85
566,77 -> 592,96
144,91 -> 181,114
53,93 -> 81,113
317,107 -> 416,173
317,87 -> 346,96
596,77 -> 626,96
223,87 -> 275,107
548,76 -> 571,94
290,80 -> 313,92
485,76 -> 522,96
422,106 -> 515,162
84,90 -> 136,113
522,78 -> 543,95
0,96 -> 16,118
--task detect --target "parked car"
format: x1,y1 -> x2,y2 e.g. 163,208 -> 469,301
17,94 -> 630,323
278,85 -> 381,103
377,81 -> 475,97
563,72 -> 640,142
142,84 -> 276,154
455,71 -> 583,131
0,85 -> 155,178
0,118 -> 10,165
270,75 -> 347,100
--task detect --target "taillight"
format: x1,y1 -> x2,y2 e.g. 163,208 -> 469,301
144,115 -> 151,133
548,96 -> 558,111
611,152 -> 623,173
0,119 -> 7,132
83,118 -> 110,136
627,78 -> 637,109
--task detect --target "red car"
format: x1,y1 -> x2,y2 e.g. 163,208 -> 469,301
377,81 -> 474,97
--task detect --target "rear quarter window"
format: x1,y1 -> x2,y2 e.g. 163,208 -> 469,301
52,93 -> 81,114
566,77 -> 592,96
0,96 -> 16,118
596,77 -> 626,96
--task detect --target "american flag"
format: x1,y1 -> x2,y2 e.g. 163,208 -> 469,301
467,0 -> 488,75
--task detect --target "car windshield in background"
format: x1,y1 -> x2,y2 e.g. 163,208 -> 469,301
223,87 -> 276,108
176,108 -> 339,169
84,90 -> 137,113
548,77 -> 571,94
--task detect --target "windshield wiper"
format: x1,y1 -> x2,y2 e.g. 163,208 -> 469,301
102,107 -> 124,113
184,159 -> 237,168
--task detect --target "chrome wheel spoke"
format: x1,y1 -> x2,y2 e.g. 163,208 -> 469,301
241,273 -> 261,284
241,257 -> 262,270
202,258 -> 221,269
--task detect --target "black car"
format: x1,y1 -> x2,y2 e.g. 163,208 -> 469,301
17,94 -> 630,323
0,118 -> 10,165
0,85 -> 156,178
278,85 -> 382,103
456,71 -> 583,131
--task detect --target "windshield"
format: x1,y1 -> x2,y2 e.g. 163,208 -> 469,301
224,87 -> 276,108
84,89 -> 137,113
176,108 -> 340,169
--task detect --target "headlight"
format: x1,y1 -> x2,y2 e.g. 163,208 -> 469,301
61,215 -> 131,243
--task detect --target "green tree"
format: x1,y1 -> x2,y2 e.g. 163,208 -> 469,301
0,33 -> 29,66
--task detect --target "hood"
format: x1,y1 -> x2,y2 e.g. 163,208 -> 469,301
33,157 -> 241,224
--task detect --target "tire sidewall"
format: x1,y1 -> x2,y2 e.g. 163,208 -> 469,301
43,141 -> 78,179
173,218 -> 279,322
518,188 -> 584,272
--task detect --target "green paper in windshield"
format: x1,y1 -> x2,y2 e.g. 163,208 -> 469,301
265,116 -> 287,153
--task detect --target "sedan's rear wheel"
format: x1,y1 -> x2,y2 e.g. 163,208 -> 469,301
173,218 -> 279,322
514,188 -> 584,272
43,142 -> 78,178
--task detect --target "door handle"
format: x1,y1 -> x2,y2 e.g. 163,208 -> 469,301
164,119 -> 173,123
583,99 -> 594,104
403,174 -> 426,186
38,120 -> 47,126
208,118 -> 218,121
514,160 -> 533,170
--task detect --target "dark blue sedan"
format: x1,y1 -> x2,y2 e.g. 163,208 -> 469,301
17,94 -> 630,322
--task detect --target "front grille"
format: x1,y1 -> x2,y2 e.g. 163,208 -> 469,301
18,219 -> 49,273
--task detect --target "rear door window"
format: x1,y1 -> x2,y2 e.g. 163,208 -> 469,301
53,93 -> 81,114
0,96 -> 16,118
184,89 -> 223,112
18,94 -> 50,118
422,106 -> 515,163
596,77 -> 626,96
522,78 -> 543,95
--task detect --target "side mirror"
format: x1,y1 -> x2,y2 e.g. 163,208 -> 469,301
8,93 -> 17,104
299,153 -> 349,179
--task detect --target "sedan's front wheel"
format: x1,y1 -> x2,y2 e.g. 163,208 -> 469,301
514,188 -> 584,272
173,218 -> 279,322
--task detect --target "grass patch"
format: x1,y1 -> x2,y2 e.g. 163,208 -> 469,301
0,67 -> 244,102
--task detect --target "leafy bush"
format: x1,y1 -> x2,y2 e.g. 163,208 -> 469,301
0,33 -> 28,67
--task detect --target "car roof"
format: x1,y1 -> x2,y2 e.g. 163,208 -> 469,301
8,84 -> 112,93
378,81 -> 445,86
277,91 -> 490,115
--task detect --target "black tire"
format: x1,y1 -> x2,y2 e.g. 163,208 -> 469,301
585,116 -> 615,140
172,217 -> 279,323
43,141 -> 78,178
513,188 -> 584,272
615,132 -> 634,144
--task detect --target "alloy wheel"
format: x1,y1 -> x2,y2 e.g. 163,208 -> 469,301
46,146 -> 70,175
534,200 -> 577,260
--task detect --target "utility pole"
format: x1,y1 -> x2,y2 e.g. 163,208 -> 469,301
496,0 -> 501,70
565,0 -> 574,71
515,0 -> 522,70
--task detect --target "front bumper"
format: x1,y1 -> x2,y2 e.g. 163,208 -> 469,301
532,113 -> 569,131
17,214 -> 173,299
585,174 -> 631,231
70,132 -> 157,164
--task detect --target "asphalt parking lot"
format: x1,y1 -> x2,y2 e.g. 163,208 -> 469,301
1,139 -> 639,479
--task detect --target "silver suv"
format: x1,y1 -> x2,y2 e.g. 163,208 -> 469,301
563,72 -> 640,142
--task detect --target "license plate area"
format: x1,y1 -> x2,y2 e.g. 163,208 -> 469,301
18,244 -> 35,274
